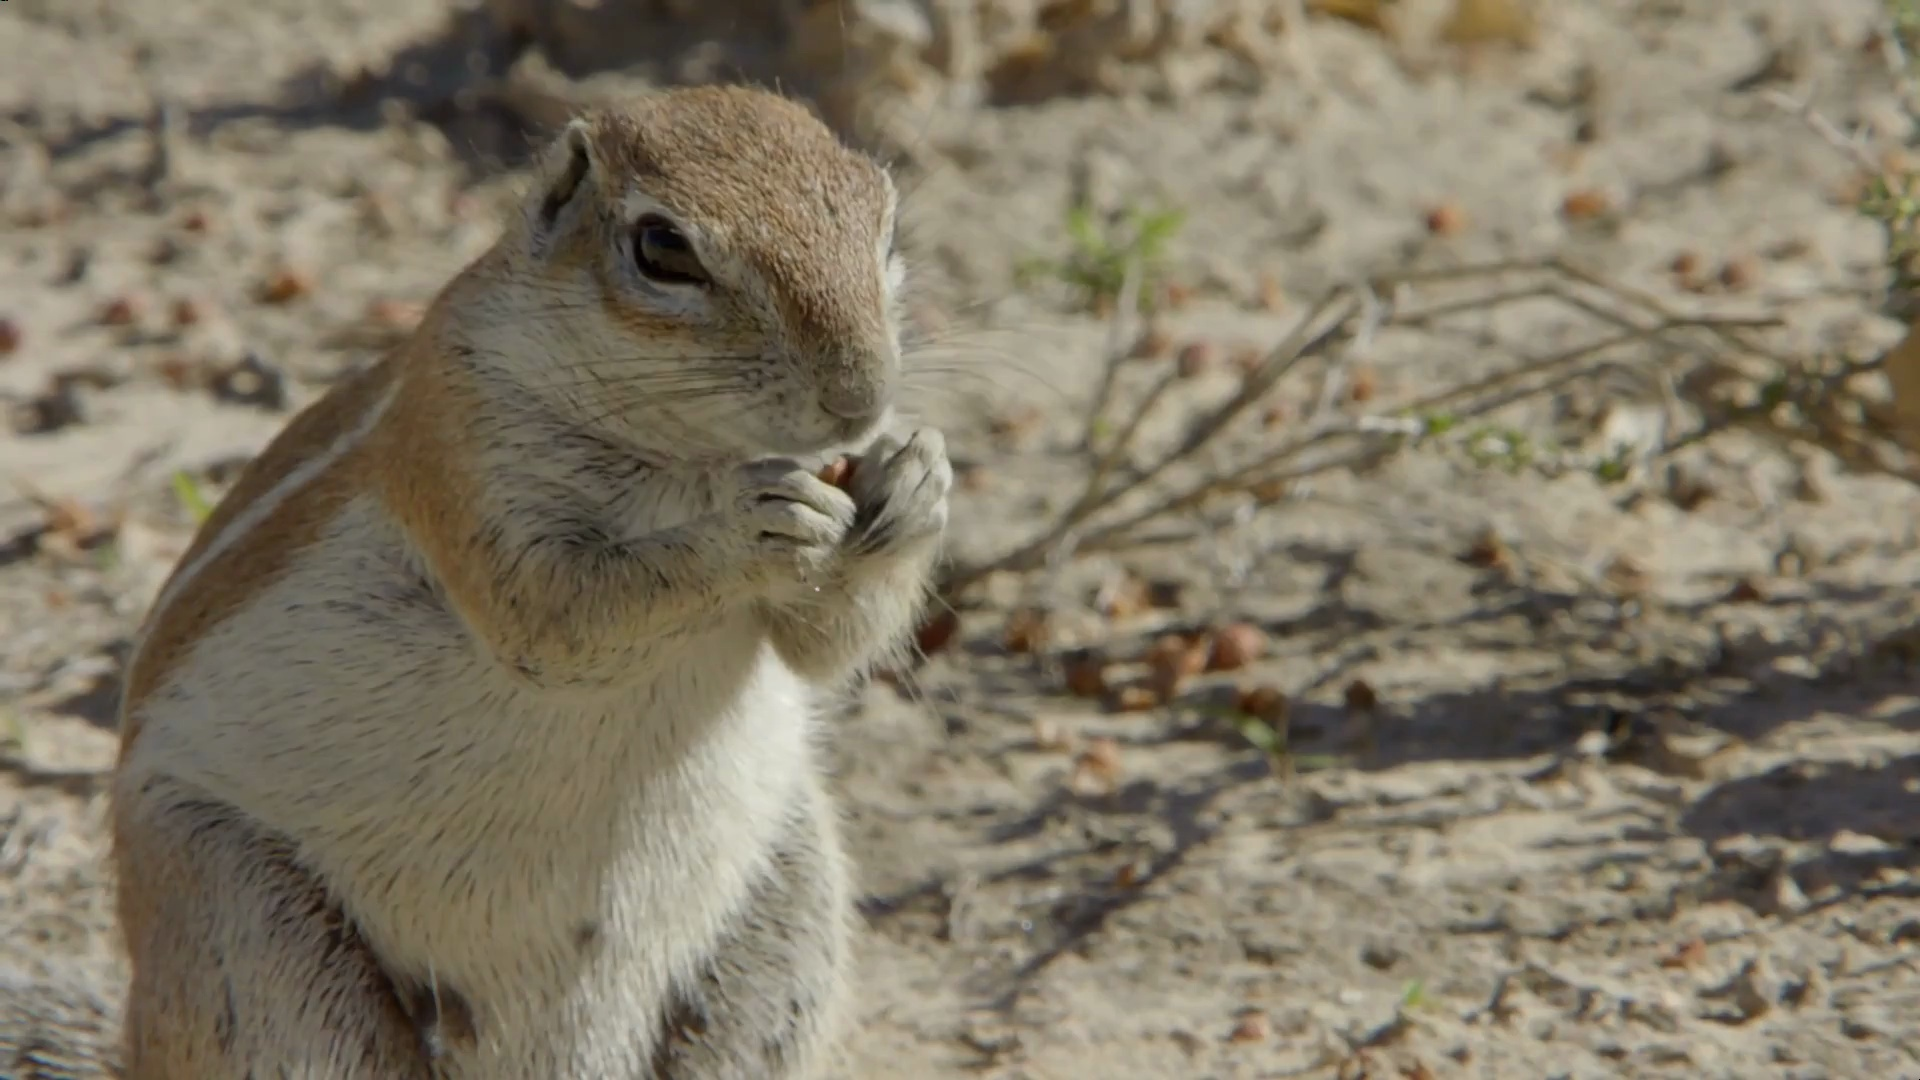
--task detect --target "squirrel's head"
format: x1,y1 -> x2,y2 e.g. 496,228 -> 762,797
478,86 -> 903,460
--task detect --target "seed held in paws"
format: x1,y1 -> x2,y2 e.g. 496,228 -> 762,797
817,455 -> 857,490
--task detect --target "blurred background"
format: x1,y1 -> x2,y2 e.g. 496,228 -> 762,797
5,1 -> 1920,1076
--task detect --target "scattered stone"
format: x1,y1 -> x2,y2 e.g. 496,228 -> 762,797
99,295 -> 144,327
1003,608 -> 1052,654
1145,634 -> 1206,691
1237,684 -> 1289,725
1460,529 -> 1509,568
210,352 -> 289,411
1360,941 -> 1403,971
170,297 -> 206,328
1063,651 -> 1109,698
1130,324 -> 1173,359
1176,341 -> 1213,379
1071,737 -> 1123,795
915,609 -> 960,657
1226,1009 -> 1269,1043
1561,189 -> 1612,220
12,381 -> 83,435
1110,683 -> 1164,712
1205,623 -> 1265,672
1343,679 -> 1378,714
1255,273 -> 1286,311
1424,201 -> 1468,236
259,267 -> 315,304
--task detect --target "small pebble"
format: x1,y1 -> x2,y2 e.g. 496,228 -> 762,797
1237,685 -> 1289,725
1003,608 -> 1051,654
1130,325 -> 1173,359
1255,273 -> 1286,311
1206,623 -> 1266,672
1343,678 -> 1379,713
1227,1011 -> 1269,1043
100,295 -> 143,327
1176,341 -> 1213,379
259,268 -> 314,305
211,352 -> 289,411
1425,201 -> 1468,236
915,609 -> 959,657
1561,189 -> 1612,219
1063,653 -> 1109,698
1718,256 -> 1758,292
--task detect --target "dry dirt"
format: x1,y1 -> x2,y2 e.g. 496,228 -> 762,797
5,2 -> 1920,1078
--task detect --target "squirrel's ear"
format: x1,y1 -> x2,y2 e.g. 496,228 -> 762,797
531,118 -> 594,248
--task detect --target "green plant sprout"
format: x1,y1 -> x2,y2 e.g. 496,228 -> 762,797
1196,700 -> 1345,774
1866,0 -> 1920,307
1019,201 -> 1186,311
171,469 -> 214,525
0,706 -> 23,753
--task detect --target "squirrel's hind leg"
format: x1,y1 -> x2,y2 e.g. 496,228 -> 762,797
113,782 -> 433,1080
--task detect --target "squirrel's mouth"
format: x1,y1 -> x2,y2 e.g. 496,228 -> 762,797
834,403 -> 898,456
786,405 -> 897,460
708,398 -> 898,466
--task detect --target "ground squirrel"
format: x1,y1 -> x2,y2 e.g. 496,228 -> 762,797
10,84 -> 951,1079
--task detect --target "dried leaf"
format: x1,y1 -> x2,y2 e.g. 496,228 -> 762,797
1441,0 -> 1537,47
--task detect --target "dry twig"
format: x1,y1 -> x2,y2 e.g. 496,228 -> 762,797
939,255 -> 1903,597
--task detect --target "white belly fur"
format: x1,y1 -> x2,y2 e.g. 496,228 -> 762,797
121,499 -> 818,1076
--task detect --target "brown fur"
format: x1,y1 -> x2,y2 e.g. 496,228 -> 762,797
118,358 -> 402,754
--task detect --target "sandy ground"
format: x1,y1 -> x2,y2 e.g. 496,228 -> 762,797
4,1 -> 1920,1077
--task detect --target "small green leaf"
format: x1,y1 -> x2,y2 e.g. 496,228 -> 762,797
172,470 -> 214,524
1064,205 -> 1102,253
1234,716 -> 1283,756
1133,208 -> 1187,255
1593,449 -> 1633,485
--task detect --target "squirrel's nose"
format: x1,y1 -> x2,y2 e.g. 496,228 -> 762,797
819,380 -> 886,425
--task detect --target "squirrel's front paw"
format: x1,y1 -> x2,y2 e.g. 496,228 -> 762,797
845,429 -> 952,562
735,461 -> 857,583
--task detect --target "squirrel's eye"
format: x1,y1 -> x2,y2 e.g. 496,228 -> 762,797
633,217 -> 709,287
